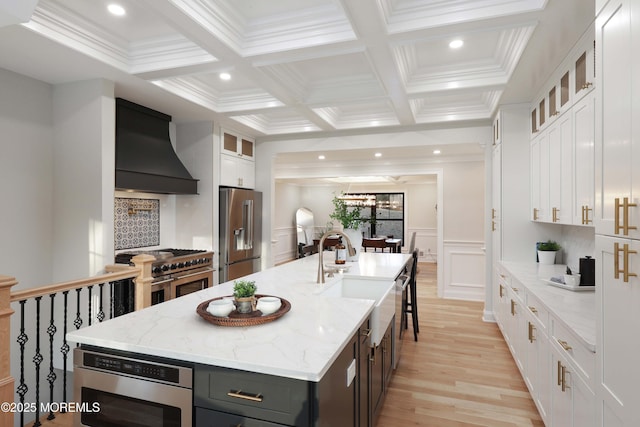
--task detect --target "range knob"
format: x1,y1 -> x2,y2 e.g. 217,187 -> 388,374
161,264 -> 169,272
178,262 -> 185,268
170,263 -> 177,270
152,266 -> 162,274
185,260 -> 192,267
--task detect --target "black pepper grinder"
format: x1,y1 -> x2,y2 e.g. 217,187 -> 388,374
579,256 -> 595,286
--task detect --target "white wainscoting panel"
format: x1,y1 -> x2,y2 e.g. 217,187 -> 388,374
442,241 -> 485,301
409,228 -> 437,262
273,226 -> 297,265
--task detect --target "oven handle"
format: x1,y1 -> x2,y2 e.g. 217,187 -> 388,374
152,278 -> 173,286
173,268 -> 214,282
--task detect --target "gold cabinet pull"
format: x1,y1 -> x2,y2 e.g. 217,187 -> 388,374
492,208 -> 496,219
625,245 -> 638,282
552,207 -> 559,223
512,287 -> 519,292
557,360 -> 562,386
614,242 -> 638,282
499,284 -> 504,298
510,299 -> 516,316
582,205 -> 593,225
533,208 -> 539,221
557,339 -> 572,351
528,322 -> 536,343
615,197 -> 637,235
561,364 -> 570,392
361,328 -> 372,338
227,390 -> 263,402
529,306 -> 538,314
582,82 -> 593,90
492,220 -> 496,231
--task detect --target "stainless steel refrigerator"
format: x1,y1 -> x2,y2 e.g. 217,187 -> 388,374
219,188 -> 262,282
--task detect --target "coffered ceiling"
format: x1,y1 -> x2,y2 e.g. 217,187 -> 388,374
0,0 -> 593,140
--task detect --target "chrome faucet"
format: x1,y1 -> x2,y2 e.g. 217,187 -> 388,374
317,230 -> 356,283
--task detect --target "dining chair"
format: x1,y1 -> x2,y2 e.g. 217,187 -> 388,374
362,238 -> 388,252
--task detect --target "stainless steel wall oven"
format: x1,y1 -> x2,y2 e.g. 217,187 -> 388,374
74,347 -> 192,427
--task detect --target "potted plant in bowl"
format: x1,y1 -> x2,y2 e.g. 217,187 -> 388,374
233,280 -> 257,313
330,193 -> 365,260
537,240 -> 561,265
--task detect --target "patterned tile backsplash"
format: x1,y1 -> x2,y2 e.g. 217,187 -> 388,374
115,198 -> 160,250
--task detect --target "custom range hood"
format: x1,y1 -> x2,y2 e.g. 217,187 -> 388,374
115,98 -> 198,194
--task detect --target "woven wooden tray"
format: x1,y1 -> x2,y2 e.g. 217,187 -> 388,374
196,294 -> 291,327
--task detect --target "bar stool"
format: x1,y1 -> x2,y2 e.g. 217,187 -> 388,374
403,248 -> 419,341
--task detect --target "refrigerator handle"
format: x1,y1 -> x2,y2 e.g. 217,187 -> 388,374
244,199 -> 254,250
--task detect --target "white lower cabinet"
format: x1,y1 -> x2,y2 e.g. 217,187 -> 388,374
550,321 -> 596,427
595,234 -> 640,426
524,307 -> 551,424
494,265 -> 595,427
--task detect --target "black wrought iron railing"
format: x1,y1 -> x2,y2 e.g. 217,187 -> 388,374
0,257 -> 154,427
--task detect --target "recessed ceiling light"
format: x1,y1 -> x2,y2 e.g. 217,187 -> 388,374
374,152 -> 382,158
107,4 -> 126,16
219,72 -> 231,81
318,155 -> 325,160
449,39 -> 464,49
433,149 -> 441,155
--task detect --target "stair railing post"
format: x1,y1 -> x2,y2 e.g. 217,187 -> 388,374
132,254 -> 156,311
0,275 -> 18,427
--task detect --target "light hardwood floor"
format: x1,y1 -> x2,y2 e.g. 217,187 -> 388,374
376,262 -> 544,427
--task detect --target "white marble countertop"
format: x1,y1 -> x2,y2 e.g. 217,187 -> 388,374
500,261 -> 596,352
67,252 -> 410,382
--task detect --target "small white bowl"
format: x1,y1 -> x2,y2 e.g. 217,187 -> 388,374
256,297 -> 281,315
564,274 -> 581,286
207,299 -> 235,317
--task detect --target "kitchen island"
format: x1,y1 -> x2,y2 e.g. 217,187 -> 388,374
68,252 -> 410,427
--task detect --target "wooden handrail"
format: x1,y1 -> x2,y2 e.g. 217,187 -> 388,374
9,268 -> 139,303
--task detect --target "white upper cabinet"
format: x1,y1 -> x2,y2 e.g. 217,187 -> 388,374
573,39 -> 596,103
531,112 -> 573,225
530,25 -> 596,227
220,129 -> 256,189
530,28 -> 595,138
548,111 -> 574,225
594,0 -> 640,239
573,91 -> 596,226
221,129 -> 255,161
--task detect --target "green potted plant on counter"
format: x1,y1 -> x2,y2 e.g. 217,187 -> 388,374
233,280 -> 257,313
537,240 -> 561,265
330,193 -> 365,260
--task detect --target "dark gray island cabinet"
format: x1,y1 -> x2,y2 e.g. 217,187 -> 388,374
194,316 -> 372,427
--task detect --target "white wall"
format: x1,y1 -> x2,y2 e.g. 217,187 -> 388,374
175,121 -> 215,251
52,79 -> 115,280
0,68 -> 54,289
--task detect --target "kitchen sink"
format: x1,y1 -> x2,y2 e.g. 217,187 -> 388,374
321,277 -> 395,347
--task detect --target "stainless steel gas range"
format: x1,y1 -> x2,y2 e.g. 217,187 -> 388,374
114,248 -> 214,313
